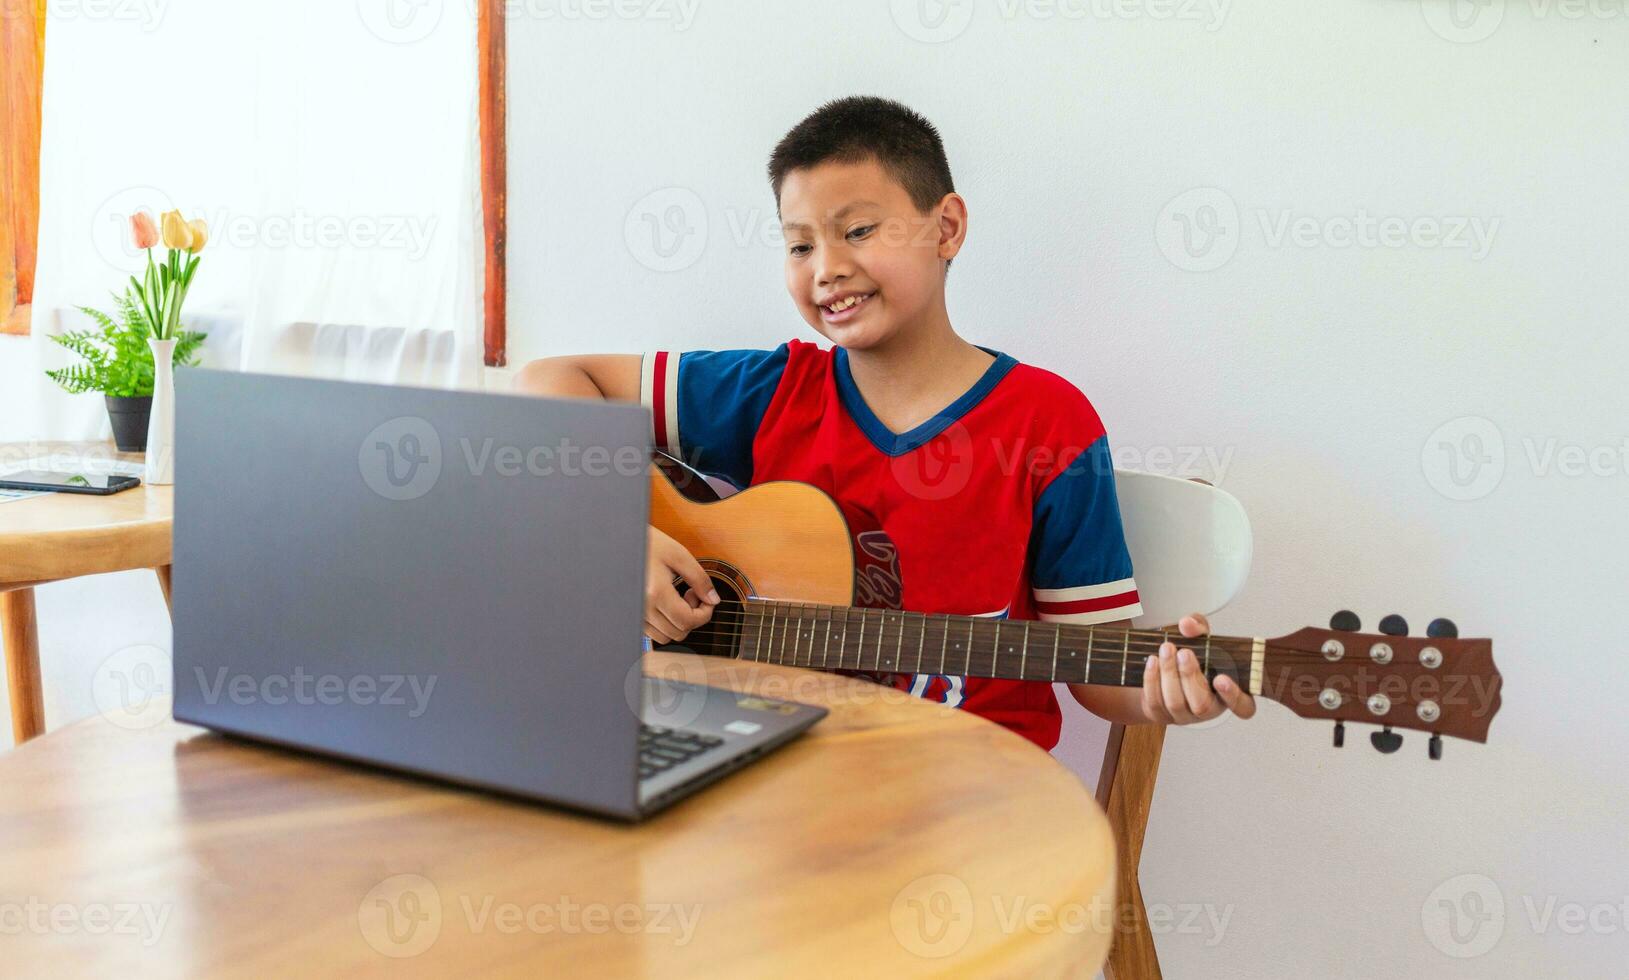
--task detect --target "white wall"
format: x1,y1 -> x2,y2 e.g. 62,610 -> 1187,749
507,3 -> 1628,977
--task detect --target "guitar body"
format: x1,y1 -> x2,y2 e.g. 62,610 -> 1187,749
649,458 -> 855,656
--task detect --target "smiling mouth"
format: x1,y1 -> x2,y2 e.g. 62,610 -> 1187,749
820,291 -> 875,319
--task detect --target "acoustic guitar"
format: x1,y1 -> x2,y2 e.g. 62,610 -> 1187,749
647,455 -> 1502,757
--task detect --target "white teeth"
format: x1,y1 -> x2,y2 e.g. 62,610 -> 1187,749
825,293 -> 869,313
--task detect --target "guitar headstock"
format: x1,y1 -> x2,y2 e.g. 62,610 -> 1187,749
1260,612 -> 1501,757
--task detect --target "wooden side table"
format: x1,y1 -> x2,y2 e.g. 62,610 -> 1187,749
0,441 -> 173,743
0,650 -> 1117,976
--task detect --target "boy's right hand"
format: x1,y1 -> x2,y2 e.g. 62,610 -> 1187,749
644,525 -> 720,644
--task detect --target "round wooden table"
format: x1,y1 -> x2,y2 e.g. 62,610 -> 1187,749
0,651 -> 1116,977
0,441 -> 173,744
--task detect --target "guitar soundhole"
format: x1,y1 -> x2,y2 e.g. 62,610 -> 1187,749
655,562 -> 750,659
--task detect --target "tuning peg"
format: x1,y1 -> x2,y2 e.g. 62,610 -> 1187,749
1332,721 -> 1345,748
1428,734 -> 1443,761
1370,726 -> 1403,753
1329,610 -> 1362,632
1427,618 -> 1459,639
1378,614 -> 1409,637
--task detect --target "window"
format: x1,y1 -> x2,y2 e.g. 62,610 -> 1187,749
1,0 -> 44,336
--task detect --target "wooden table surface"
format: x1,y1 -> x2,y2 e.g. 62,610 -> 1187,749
0,650 -> 1117,978
0,441 -> 173,743
0,442 -> 172,581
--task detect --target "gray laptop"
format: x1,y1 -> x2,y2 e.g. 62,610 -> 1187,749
171,368 -> 826,820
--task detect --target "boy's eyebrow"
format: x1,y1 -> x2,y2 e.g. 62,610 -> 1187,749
781,200 -> 882,230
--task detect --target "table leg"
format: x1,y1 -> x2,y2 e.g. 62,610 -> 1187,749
2,587 -> 45,744
156,565 -> 172,614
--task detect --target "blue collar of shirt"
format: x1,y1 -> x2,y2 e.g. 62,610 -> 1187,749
832,345 -> 1019,457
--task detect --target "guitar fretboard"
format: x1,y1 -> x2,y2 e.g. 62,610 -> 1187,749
729,599 -> 1259,689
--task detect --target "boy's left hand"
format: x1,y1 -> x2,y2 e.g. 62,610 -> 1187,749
1140,613 -> 1257,724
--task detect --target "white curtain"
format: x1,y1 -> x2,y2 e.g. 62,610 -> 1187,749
22,0 -> 483,441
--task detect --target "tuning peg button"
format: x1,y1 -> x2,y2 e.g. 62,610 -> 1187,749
1330,610 -> 1362,632
1332,721 -> 1345,748
1378,614 -> 1409,637
1427,618 -> 1459,639
1370,727 -> 1403,753
1428,734 -> 1443,761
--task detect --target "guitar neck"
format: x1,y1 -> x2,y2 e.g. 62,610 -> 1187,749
730,598 -> 1264,692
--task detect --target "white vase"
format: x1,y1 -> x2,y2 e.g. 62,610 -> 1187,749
145,337 -> 177,485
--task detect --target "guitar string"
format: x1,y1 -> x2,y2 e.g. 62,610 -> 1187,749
692,597 -> 1244,645
687,611 -> 1357,662
655,605 -> 1393,667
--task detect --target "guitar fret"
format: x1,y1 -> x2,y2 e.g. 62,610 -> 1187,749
781,605 -> 793,664
799,603 -> 812,666
1020,621 -> 1030,681
1203,634 -> 1211,677
993,621 -> 1002,679
786,604 -> 798,665
1086,629 -> 1094,684
939,615 -> 949,675
966,619 -> 973,676
764,604 -> 776,663
784,604 -> 796,665
1050,625 -> 1060,683
840,608 -> 850,669
914,613 -> 926,674
821,607 -> 831,668
892,612 -> 904,672
856,614 -> 866,672
1120,630 -> 1129,685
877,612 -> 890,671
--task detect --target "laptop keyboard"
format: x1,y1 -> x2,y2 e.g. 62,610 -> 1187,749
639,724 -> 725,780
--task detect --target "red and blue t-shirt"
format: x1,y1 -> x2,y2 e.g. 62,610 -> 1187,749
641,339 -> 1141,749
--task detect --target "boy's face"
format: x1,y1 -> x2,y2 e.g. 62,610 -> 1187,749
779,157 -> 961,351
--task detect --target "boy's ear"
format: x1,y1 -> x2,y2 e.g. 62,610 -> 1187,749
935,192 -> 969,264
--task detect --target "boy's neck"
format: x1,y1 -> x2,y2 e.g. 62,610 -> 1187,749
841,301 -> 995,436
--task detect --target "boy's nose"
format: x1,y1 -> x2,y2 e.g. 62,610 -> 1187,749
815,253 -> 854,288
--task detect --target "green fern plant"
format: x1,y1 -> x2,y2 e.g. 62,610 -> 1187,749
45,288 -> 206,398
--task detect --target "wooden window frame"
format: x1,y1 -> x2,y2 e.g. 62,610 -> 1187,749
1,0 -> 44,337
478,0 -> 506,367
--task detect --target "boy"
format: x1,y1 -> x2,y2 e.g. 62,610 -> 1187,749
514,96 -> 1255,747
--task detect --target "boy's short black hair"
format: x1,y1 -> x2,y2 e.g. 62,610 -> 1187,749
768,96 -> 955,214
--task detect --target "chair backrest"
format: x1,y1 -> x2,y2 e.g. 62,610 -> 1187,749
1058,471 -> 1254,769
1115,469 -> 1252,629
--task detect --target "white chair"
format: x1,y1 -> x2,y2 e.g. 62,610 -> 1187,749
1081,470 -> 1252,980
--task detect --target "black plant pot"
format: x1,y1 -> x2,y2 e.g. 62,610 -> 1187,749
105,395 -> 153,453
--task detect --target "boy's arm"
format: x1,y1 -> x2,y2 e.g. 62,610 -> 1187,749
511,354 -> 642,403
510,353 -> 719,643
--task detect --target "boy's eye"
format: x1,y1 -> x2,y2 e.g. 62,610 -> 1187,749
788,243 -> 811,257
847,224 -> 875,241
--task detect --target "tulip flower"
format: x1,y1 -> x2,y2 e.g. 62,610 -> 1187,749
186,218 -> 208,253
160,210 -> 193,251
130,211 -> 159,251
